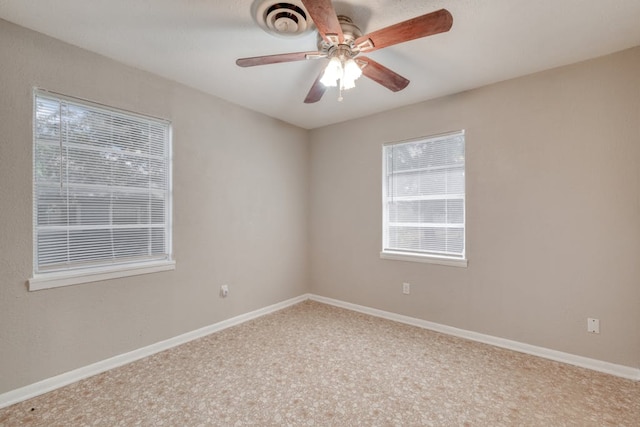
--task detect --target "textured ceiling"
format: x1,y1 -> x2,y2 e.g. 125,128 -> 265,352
1,0 -> 639,129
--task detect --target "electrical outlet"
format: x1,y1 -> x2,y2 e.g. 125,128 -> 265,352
402,282 -> 410,295
220,284 -> 229,298
587,318 -> 599,334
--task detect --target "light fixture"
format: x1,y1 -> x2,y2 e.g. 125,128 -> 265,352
342,58 -> 362,89
319,48 -> 363,101
319,57 -> 342,87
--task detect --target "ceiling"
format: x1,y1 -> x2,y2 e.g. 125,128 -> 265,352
1,0 -> 639,129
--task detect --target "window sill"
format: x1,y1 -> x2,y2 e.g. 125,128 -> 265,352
28,260 -> 176,291
380,251 -> 468,268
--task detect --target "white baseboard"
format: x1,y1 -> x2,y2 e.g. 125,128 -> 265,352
2,292 -> 637,409
308,294 -> 640,381
0,294 -> 310,409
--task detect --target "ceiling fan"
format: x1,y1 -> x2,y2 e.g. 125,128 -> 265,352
236,0 -> 453,103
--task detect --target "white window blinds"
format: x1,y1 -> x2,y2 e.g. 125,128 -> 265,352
382,131 -> 465,260
33,90 -> 172,275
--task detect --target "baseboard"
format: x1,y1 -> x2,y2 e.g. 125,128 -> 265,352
0,294 -> 310,409
309,294 -> 640,381
3,292 -> 637,409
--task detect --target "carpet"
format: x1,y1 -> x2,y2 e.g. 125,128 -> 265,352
0,300 -> 638,426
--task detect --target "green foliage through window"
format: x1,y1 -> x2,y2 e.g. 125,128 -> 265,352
33,90 -> 172,273
382,131 -> 465,259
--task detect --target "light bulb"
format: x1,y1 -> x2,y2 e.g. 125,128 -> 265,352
342,75 -> 357,90
320,57 -> 342,87
343,58 -> 362,82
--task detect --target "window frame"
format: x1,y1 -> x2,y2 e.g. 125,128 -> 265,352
381,130 -> 467,267
29,89 -> 175,291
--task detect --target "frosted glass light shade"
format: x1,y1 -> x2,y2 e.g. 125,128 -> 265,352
343,59 -> 362,81
320,57 -> 342,87
341,59 -> 362,90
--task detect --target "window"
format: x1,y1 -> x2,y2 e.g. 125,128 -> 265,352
29,90 -> 174,290
382,130 -> 466,267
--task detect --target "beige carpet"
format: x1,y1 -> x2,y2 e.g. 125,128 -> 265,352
1,300 -> 638,426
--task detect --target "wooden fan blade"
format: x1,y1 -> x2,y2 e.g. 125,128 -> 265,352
304,69 -> 328,103
359,56 -> 409,92
236,51 -> 323,67
355,9 -> 452,53
301,0 -> 344,43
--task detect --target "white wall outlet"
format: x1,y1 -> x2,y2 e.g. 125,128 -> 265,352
220,284 -> 229,298
402,282 -> 410,295
587,318 -> 599,334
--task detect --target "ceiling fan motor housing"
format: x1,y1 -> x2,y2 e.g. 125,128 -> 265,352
252,0 -> 314,37
317,15 -> 363,54
239,3 -> 453,103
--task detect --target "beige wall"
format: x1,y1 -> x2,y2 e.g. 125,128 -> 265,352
309,47 -> 640,368
0,19 -> 309,393
1,17 -> 639,396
